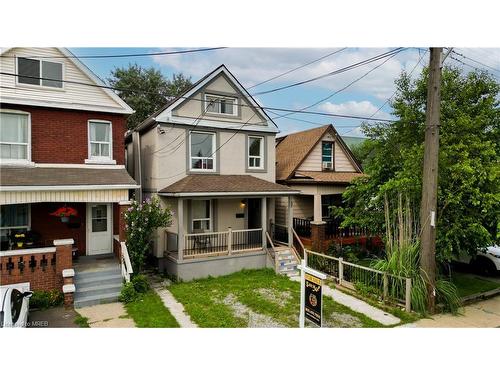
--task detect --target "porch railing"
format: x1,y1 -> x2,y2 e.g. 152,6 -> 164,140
293,217 -> 375,239
306,250 -> 412,312
182,228 -> 264,259
271,223 -> 289,245
114,236 -> 133,282
231,228 -> 262,252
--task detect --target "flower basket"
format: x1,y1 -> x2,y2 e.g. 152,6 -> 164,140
50,206 -> 78,223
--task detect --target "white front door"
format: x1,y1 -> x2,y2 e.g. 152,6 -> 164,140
87,203 -> 112,255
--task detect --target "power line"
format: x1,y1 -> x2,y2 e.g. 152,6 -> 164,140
451,50 -> 500,74
271,48 -> 404,122
252,48 -> 404,96
0,72 -> 394,122
0,47 -> 227,59
247,48 -> 347,89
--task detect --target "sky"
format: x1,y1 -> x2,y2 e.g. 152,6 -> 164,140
70,47 -> 500,137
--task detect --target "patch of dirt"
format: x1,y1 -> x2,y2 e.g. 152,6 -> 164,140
222,294 -> 287,328
256,288 -> 293,307
323,312 -> 363,328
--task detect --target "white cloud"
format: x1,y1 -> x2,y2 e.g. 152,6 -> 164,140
318,100 -> 392,120
152,48 -> 426,100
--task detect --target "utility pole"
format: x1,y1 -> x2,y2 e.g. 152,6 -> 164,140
420,47 -> 443,314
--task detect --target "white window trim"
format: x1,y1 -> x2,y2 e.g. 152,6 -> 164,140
86,119 -> 115,164
0,109 -> 33,166
15,56 -> 65,91
189,130 -> 216,172
248,135 -> 264,170
204,93 -> 238,117
191,199 -> 212,232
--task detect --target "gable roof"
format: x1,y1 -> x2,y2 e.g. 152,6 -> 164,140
275,124 -> 363,181
134,64 -> 278,134
0,47 -> 133,114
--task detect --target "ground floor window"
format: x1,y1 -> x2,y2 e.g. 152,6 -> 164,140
0,204 -> 30,250
191,200 -> 211,232
321,195 -> 342,219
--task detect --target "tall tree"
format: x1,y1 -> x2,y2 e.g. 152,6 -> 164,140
340,66 -> 500,263
108,64 -> 192,129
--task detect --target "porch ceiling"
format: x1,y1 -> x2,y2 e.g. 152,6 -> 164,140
158,174 -> 299,197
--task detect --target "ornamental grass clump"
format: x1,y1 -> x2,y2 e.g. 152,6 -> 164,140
124,197 -> 172,272
372,194 -> 460,315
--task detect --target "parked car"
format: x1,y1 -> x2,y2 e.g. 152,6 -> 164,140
457,245 -> 500,276
0,287 -> 33,328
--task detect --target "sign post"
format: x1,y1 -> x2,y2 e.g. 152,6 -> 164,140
298,260 -> 326,328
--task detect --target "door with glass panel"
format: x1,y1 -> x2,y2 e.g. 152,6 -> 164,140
87,203 -> 112,255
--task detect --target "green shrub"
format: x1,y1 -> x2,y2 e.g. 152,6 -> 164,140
119,282 -> 138,303
30,290 -> 64,310
131,274 -> 150,293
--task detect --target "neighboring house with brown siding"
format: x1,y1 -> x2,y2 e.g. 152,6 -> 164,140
126,65 -> 300,281
0,47 -> 136,306
275,124 -> 364,250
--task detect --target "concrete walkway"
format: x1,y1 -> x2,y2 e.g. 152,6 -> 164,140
410,294 -> 500,328
152,285 -> 198,328
146,274 -> 197,328
290,275 -> 400,326
76,302 -> 135,328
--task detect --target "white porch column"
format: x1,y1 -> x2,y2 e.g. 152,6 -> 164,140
261,197 -> 267,249
177,198 -> 184,261
287,195 -> 293,247
313,194 -> 323,223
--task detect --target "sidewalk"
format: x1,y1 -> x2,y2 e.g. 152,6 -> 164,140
411,295 -> 500,328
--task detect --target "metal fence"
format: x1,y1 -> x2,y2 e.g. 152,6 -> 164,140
306,250 -> 412,311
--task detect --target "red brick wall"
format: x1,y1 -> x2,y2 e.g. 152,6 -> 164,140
2,104 -> 126,165
30,203 -> 87,256
0,244 -> 72,291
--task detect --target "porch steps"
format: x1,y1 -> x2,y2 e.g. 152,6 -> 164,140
74,263 -> 123,308
275,249 -> 299,277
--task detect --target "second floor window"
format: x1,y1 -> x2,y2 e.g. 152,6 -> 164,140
0,111 -> 30,162
205,94 -> 237,116
89,120 -> 112,161
190,131 -> 215,171
248,136 -> 264,169
322,142 -> 334,171
17,57 -> 63,88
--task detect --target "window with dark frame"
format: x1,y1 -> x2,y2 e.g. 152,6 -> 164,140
17,57 -> 63,88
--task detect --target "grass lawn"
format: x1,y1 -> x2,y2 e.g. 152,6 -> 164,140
451,273 -> 500,298
168,268 -> 384,328
125,290 -> 180,328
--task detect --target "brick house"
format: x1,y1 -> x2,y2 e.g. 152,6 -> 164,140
0,47 -> 137,305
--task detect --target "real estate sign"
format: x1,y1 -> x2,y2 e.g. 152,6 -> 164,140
298,260 -> 326,328
304,272 -> 322,326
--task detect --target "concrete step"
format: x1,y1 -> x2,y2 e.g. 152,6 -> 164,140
279,265 -> 298,273
74,265 -> 121,277
75,283 -> 122,296
74,291 -> 120,308
75,273 -> 123,289
278,255 -> 295,262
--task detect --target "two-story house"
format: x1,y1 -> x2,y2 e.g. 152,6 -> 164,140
127,65 -> 300,281
275,124 -> 364,251
0,47 -> 137,305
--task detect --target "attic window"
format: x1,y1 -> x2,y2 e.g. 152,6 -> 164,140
322,142 -> 334,171
205,94 -> 237,116
17,57 -> 63,88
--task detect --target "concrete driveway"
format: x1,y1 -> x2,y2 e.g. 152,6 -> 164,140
413,294 -> 500,328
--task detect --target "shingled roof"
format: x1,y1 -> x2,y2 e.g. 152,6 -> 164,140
0,167 -> 137,188
276,124 -> 362,181
289,171 -> 366,184
159,175 -> 298,196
